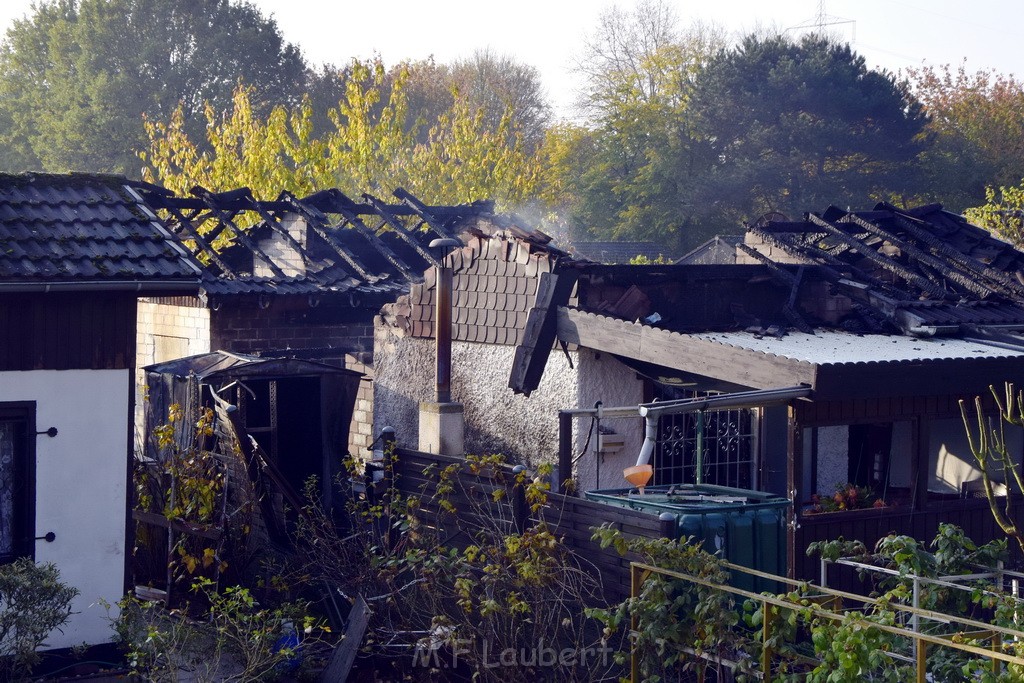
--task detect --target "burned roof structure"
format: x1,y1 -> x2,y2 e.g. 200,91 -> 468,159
742,202 -> 1024,336
509,202 -> 1024,398
134,183 -> 495,306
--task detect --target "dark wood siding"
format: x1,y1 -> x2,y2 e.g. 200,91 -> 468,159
0,293 -> 137,371
794,393 -> 1001,426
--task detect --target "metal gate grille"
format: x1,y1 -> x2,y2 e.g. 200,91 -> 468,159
652,395 -> 757,488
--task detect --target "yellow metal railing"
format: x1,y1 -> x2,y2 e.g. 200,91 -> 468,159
629,561 -> 1024,682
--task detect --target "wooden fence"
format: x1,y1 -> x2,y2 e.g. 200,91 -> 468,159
383,445 -> 670,603
794,497 -> 1024,586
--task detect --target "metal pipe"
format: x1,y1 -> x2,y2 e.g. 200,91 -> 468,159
429,238 -> 460,404
435,266 -> 453,403
634,417 -> 659,467
695,409 -> 705,485
638,385 -> 812,418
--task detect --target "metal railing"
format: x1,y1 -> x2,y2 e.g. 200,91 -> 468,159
629,560 -> 1024,682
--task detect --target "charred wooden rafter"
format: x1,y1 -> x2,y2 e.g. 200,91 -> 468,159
747,223 -> 909,300
278,192 -> 378,283
886,212 -> 1024,300
362,193 -> 442,269
807,214 -> 954,301
842,214 -> 994,299
191,186 -> 288,280
735,243 -> 814,334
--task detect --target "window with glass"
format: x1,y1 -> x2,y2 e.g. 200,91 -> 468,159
0,403 -> 34,562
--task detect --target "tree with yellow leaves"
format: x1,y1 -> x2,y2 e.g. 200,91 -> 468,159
143,59 -> 543,211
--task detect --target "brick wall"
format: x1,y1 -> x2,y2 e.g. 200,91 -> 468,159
735,232 -> 812,265
209,298 -> 376,356
136,298 -> 211,446
344,353 -> 375,459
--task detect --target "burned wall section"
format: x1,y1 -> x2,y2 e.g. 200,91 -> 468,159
208,298 -> 375,357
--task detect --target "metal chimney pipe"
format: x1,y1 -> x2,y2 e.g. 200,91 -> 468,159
429,238 -> 461,403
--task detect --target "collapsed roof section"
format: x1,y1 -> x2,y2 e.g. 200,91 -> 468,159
510,202 -> 1024,396
134,183 -> 495,304
743,203 -> 1024,335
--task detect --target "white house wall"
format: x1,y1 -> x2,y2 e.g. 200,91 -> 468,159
574,350 -> 646,492
0,369 -> 128,649
373,329 -> 577,466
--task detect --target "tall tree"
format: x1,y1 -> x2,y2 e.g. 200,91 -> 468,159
906,63 -> 1024,211
0,0 -> 306,175
687,34 -> 928,225
397,51 -> 550,152
544,3 -> 724,250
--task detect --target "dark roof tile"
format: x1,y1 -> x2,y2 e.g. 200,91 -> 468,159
0,173 -> 201,286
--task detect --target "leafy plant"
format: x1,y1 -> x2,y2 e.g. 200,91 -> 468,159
292,450 -> 612,682
0,558 -> 79,680
808,483 -> 886,513
588,525 -> 751,682
114,578 -> 327,682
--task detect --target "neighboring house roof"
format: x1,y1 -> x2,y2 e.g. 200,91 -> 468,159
135,184 -> 496,302
570,241 -> 671,264
678,235 -> 742,265
0,172 -> 202,290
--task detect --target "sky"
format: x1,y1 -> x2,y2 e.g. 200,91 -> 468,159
2,0 -> 1024,118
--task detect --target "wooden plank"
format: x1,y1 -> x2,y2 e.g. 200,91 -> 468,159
320,594 -> 370,683
557,307 -> 817,390
132,509 -> 222,541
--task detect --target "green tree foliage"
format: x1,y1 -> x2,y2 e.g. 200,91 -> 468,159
687,34 -> 928,226
144,59 -> 543,209
0,0 -> 306,175
907,63 -> 1024,212
545,1 -> 724,250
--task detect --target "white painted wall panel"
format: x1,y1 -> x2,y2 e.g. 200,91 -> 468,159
0,369 -> 128,649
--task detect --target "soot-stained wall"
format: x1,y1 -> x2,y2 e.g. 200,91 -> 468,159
373,323 -> 646,486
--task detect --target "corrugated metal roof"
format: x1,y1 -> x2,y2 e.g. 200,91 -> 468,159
0,173 -> 202,284
688,330 -> 1024,365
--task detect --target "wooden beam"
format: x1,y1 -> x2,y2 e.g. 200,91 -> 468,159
556,307 -> 818,390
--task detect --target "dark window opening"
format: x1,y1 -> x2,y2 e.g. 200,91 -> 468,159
848,422 -> 893,491
0,402 -> 35,563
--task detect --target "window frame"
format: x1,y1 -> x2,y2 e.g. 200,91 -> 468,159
0,401 -> 36,563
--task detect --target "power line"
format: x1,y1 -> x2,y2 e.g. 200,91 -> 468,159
786,0 -> 856,41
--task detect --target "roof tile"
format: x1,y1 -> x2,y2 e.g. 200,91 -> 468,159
0,173 -> 201,285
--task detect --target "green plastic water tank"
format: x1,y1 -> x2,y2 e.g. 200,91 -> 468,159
585,483 -> 791,592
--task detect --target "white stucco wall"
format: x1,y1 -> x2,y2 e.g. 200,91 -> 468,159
574,350 -> 646,492
0,370 -> 128,648
373,328 -> 577,467
373,325 -> 648,490
815,425 -> 849,494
